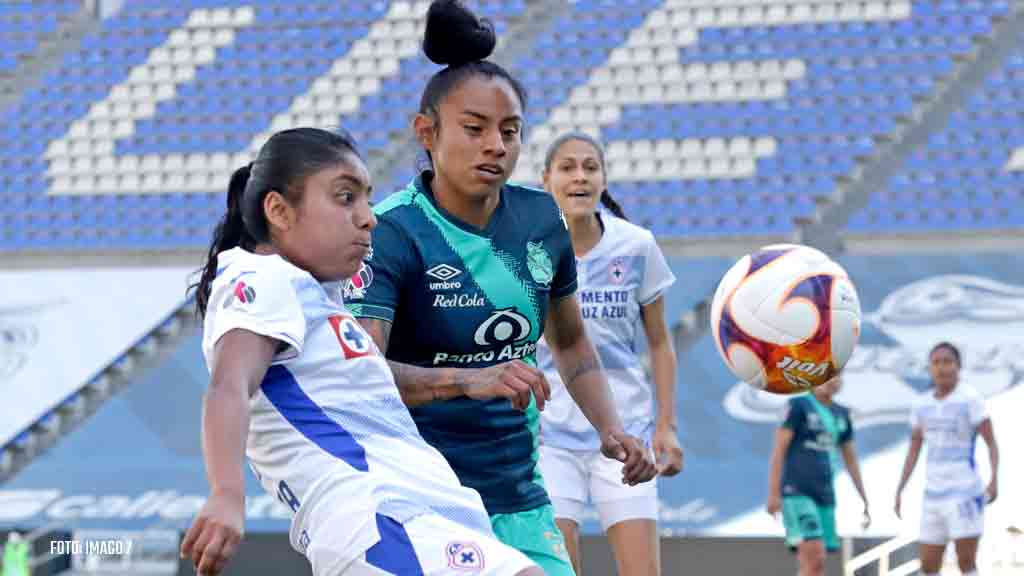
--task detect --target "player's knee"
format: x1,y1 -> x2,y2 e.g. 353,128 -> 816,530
798,542 -> 825,576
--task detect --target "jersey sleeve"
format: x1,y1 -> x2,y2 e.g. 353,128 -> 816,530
208,267 -> 306,359
549,209 -> 578,300
347,216 -> 416,323
637,230 -> 676,306
908,398 -> 923,430
968,392 -> 988,427
782,398 -> 804,430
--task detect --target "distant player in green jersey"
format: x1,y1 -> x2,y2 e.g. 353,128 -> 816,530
349,2 -> 657,574
767,377 -> 870,576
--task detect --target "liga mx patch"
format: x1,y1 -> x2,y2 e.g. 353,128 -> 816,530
446,542 -> 484,571
233,281 -> 256,304
344,262 -> 374,300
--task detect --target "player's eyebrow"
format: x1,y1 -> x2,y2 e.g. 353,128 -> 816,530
332,173 -> 370,191
461,110 -> 523,124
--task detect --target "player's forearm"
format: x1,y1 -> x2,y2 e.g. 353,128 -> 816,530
201,383 -> 250,498
896,445 -> 919,493
556,340 -> 623,435
386,360 -> 463,407
650,340 -> 678,430
767,450 -> 784,498
987,439 -> 999,482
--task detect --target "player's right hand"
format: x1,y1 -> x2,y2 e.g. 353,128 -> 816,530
459,360 -> 550,411
893,491 -> 902,519
766,493 -> 782,517
180,489 -> 245,576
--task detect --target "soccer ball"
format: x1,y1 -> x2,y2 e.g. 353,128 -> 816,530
709,244 -> 861,394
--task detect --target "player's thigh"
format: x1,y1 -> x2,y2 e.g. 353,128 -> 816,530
918,543 -> 947,574
343,513 -> 536,576
796,540 -> 826,576
954,536 -> 980,572
490,505 -> 575,576
588,451 -> 658,531
554,517 -> 582,576
539,444 -> 589,504
605,519 -> 659,576
782,495 -> 824,549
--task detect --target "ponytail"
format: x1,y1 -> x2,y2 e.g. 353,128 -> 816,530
192,164 -> 255,317
600,189 -> 628,221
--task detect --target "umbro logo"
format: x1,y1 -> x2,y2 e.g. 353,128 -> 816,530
426,264 -> 464,291
426,264 -> 462,282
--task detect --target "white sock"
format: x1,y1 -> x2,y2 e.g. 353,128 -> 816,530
922,573 -> 939,576
962,571 -> 978,576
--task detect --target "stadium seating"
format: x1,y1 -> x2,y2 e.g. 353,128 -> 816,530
0,0 -> 1016,250
507,0 -> 1009,237
850,40 -> 1024,232
0,0 -> 79,72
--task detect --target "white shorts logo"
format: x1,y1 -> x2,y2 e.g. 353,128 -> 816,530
446,542 -> 484,571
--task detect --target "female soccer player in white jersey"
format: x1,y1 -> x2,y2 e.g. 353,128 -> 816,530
535,132 -> 683,576
180,127 -> 541,576
895,342 -> 999,576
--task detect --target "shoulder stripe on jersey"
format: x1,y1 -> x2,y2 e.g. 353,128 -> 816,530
260,365 -> 369,471
374,181 -> 418,216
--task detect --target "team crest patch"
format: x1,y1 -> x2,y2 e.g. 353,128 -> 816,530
608,258 -> 627,285
526,241 -> 553,287
446,542 -> 484,571
344,262 -> 373,300
328,315 -> 373,359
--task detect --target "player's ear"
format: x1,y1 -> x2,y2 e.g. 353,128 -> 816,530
263,189 -> 294,234
414,113 -> 437,153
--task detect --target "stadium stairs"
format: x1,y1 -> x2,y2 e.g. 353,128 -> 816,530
0,1 -> 100,114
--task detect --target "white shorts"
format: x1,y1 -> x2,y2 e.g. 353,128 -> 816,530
539,444 -> 658,531
919,496 -> 985,545
327,512 -> 535,576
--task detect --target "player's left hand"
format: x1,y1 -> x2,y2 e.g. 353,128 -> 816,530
861,505 -> 872,530
601,429 -> 657,485
985,480 -> 998,504
652,424 -> 683,477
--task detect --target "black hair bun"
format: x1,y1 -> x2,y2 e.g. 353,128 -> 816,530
422,0 -> 496,67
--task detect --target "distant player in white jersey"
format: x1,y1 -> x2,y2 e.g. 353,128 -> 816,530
895,342 -> 1000,576
536,132 -> 683,576
181,127 -> 540,576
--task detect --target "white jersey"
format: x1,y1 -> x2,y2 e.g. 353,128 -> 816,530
538,212 -> 676,450
909,385 -> 988,502
202,248 -> 493,571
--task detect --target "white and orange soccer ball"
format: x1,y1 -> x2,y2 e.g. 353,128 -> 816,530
710,244 -> 862,394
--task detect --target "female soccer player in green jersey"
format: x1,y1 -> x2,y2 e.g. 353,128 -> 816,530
349,2 -> 657,574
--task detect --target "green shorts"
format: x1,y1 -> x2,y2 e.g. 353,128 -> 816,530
490,504 -> 575,576
782,495 -> 838,552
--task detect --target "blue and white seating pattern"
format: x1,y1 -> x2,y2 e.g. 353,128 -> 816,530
851,40 -> 1024,232
0,0 -> 1015,251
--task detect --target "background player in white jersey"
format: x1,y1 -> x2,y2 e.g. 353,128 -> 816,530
536,133 -> 684,576
895,342 -> 1000,576
181,127 -> 540,576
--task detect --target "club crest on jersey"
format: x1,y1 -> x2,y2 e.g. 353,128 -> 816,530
608,258 -> 628,285
446,542 -> 484,571
232,281 -> 256,304
328,316 -> 373,359
344,263 -> 373,300
526,241 -> 553,287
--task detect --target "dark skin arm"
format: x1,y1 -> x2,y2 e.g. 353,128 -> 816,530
180,329 -> 277,576
358,318 -> 550,411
